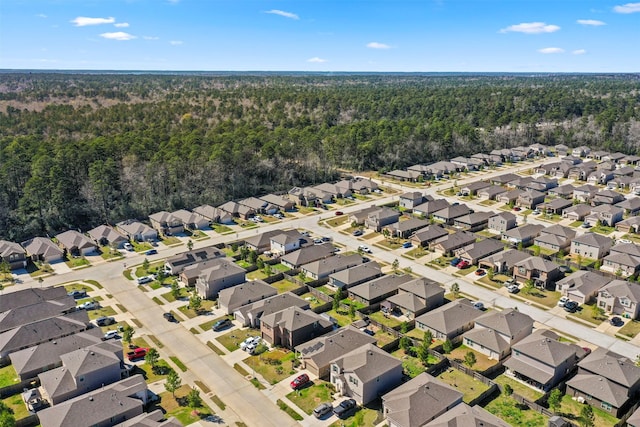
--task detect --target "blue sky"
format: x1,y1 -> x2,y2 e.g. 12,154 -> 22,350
1,0 -> 639,72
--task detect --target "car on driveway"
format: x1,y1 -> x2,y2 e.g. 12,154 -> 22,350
450,257 -> 461,267
456,260 -> 470,269
240,336 -> 261,351
513,206 -> 521,211
507,284 -> 520,293
358,245 -> 372,253
581,222 -> 591,228
563,301 -> 579,313
313,402 -> 333,419
212,318 -> 232,331
78,300 -> 99,310
290,373 -> 310,390
95,316 -> 116,327
402,242 -> 412,249
610,316 -> 624,327
558,296 -> 569,307
123,242 -> 134,251
352,229 -> 363,236
136,276 -> 153,285
102,330 -> 119,341
475,269 -> 486,276
68,289 -> 87,299
333,399 -> 357,418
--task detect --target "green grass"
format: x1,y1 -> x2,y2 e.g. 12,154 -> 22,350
152,297 -> 165,305
436,368 -> 491,404
244,350 -> 296,385
493,375 -> 544,402
569,220 -> 584,228
198,314 -> 232,332
160,236 -> 182,246
215,328 -> 259,352
298,292 -> 327,308
559,394 -> 619,427
485,394 -> 548,427
177,299 -> 216,318
405,246 -> 429,259
116,303 -> 128,313
136,359 -> 172,383
479,199 -> 498,206
246,269 -> 268,280
207,341 -> 225,356
123,269 -> 133,280
233,363 -> 250,376
368,310 -> 403,329
132,241 -> 153,252
391,349 -> 438,378
211,395 -> 226,410
65,256 -> 90,268
1,393 -> 30,420
87,305 -> 117,320
326,216 -> 349,227
618,320 -> 640,338
159,385 -> 214,426
277,399 -> 304,421
376,239 -> 404,250
568,304 -> 607,325
323,308 -> 356,327
516,288 -> 561,309
169,356 -> 187,372
448,344 -> 498,372
213,224 -> 234,234
0,364 -> 19,388
100,246 -> 124,260
591,224 -> 615,235
148,335 -> 164,348
286,382 -> 334,415
269,279 -> 302,293
161,289 -> 183,303
328,407 -> 380,427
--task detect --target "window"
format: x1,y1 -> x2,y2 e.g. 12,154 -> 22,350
601,402 -> 612,411
349,376 -> 359,386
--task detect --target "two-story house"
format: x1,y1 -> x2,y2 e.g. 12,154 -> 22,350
502,224 -> 544,247
148,211 -> 184,235
328,262 -> 383,290
601,243 -> 640,277
365,207 -> 400,232
398,192 -> 429,210
414,299 -> 483,344
585,204 -> 624,227
380,277 -> 445,320
347,274 -> 412,306
597,280 -> 640,319
488,212 -> 517,233
570,233 -> 613,260
194,258 -> 246,300
218,280 -> 277,315
517,189 -> 546,209
260,306 -> 333,349
0,240 -> 27,270
573,184 -> 600,203
462,309 -> 534,360
592,189 -> 625,206
269,231 -> 302,256
512,256 -> 561,289
533,224 -> 575,253
556,270 -> 611,305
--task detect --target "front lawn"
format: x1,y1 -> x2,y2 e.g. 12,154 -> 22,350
160,236 -> 183,246
429,256 -> 455,269
405,246 -> 429,259
376,239 -> 404,250
328,407 -> 380,427
213,224 -> 234,234
135,359 -> 172,383
177,299 -> 216,318
286,381 -> 334,415
436,368 -> 491,404
199,315 -> 233,332
215,327 -> 259,352
591,224 -> 615,235
485,394 -> 548,427
87,305 -> 117,320
493,375 -> 544,402
479,199 -> 497,206
100,246 -> 124,260
618,320 -> 640,338
157,385 -> 214,426
517,288 -> 561,309
476,276 -> 502,289
135,261 -> 165,278
65,256 -> 90,268
568,304 -> 607,325
244,349 -> 297,384
326,216 -> 349,227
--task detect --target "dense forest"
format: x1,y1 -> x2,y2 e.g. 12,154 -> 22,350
0,72 -> 639,241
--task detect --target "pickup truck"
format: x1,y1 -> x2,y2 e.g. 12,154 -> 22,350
126,347 -> 149,361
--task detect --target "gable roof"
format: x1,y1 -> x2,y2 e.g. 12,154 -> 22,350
295,326 -> 377,369
573,232 -> 612,247
261,306 -> 333,332
234,292 -> 309,320
610,242 -> 640,257
503,224 -> 544,240
509,329 -> 577,366
413,199 -> 450,215
541,224 -> 576,239
414,299 -> 482,335
459,239 -> 504,261
0,286 -> 68,313
425,403 -> 511,427
0,297 -> 76,334
21,237 -> 63,259
280,244 -> 336,267
563,204 -> 592,216
329,261 -> 383,288
165,247 -> 225,272
218,280 -> 277,311
86,225 -> 127,244
244,229 -> 297,249
332,343 -> 401,383
475,308 -> 534,336
567,373 -> 630,407
432,231 -> 476,252
301,254 -> 363,278
480,249 -> 531,267
411,225 -> 448,243
348,274 -> 412,301
432,204 -> 472,220
55,230 -> 95,251
556,270 -> 610,296
599,280 -> 640,304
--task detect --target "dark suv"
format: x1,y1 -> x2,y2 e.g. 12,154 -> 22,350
212,318 -> 232,331
333,399 -> 357,418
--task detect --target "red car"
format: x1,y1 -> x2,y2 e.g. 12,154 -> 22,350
457,260 -> 470,269
290,373 -> 310,390
335,211 -> 344,216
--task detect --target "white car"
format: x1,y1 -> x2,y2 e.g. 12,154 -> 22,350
240,336 -> 261,351
472,301 -> 484,310
103,330 -> 119,341
136,276 -> 153,285
123,242 -> 134,251
245,342 -> 260,354
358,245 -> 372,254
78,300 -> 99,310
558,296 -> 569,307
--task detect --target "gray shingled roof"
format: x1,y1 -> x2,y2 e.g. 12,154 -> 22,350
218,280 -> 277,312
567,373 -> 629,407
234,292 -> 309,320
55,230 -> 95,251
329,262 -> 382,288
509,329 -> 577,367
414,299 -> 482,335
333,343 -> 401,384
0,297 -> 76,334
20,237 -> 63,260
475,308 -> 534,337
573,232 -> 613,247
503,224 -> 544,241
261,306 -> 333,332
0,287 -> 67,313
411,225 -> 448,243
301,254 -> 363,278
86,225 -> 127,245
424,403 -> 511,427
463,328 -> 510,353
578,347 -> 640,387
295,326 -> 377,369
348,274 -> 412,301
514,256 -> 559,273
280,244 -> 335,268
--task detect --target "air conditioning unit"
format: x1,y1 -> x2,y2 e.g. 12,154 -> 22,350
577,396 -> 585,403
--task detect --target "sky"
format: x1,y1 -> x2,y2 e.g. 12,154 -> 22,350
1,0 -> 639,72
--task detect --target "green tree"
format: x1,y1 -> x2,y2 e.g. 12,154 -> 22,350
579,405 -> 594,427
348,303 -> 356,320
187,387 -> 202,408
333,292 -> 341,311
547,389 -> 562,414
231,242 -> 239,253
400,321 -> 409,334
189,290 -> 202,313
121,325 -> 135,344
399,336 -> 411,353
392,258 -> 400,273
450,282 -> 460,299
523,279 -> 535,294
382,228 -> 391,240
144,348 -> 160,371
0,400 -> 15,427
263,263 -> 272,277
239,245 -> 249,261
256,257 -> 265,269
464,351 -> 476,368
503,384 -> 513,396
142,258 -> 150,273
442,338 -> 453,354
417,337 -> 430,366
165,369 -> 181,397
170,281 -> 181,300
423,330 -> 432,347
487,269 -> 494,280
187,239 -> 194,251
248,250 -> 258,264
298,270 -> 307,282
636,354 -> 640,367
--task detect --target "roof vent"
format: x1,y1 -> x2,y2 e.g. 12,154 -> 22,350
89,396 -> 93,401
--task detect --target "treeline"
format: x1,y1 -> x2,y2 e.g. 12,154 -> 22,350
0,73 -> 639,241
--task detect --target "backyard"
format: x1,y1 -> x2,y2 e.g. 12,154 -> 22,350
390,348 -> 440,378
447,344 -> 498,372
492,375 -> 544,402
485,393 -> 549,427
270,279 -> 303,293
436,368 -> 491,404
0,364 -> 18,388
557,394 -> 619,427
244,349 -> 297,385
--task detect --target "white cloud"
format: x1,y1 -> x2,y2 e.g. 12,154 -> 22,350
614,2 -> 640,13
577,19 -> 606,26
114,22 -> 129,28
307,57 -> 327,63
100,32 -> 136,41
264,10 -> 299,20
366,42 -> 391,49
143,36 -> 159,40
169,40 -> 183,45
71,16 -> 116,26
538,47 -> 565,54
37,14 -> 47,18
500,22 -> 560,34
573,49 -> 587,55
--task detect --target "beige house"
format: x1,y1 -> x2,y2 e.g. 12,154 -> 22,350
570,233 -> 612,260
414,299 -> 482,343
462,309 -> 534,360
597,280 -> 640,319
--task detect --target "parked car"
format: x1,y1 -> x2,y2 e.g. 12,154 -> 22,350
212,318 -> 232,331
402,242 -> 412,249
95,316 -> 116,327
532,210 -> 541,215
475,269 -> 486,276
610,316 -> 624,327
563,301 -> 579,313
313,239 -> 323,245
558,265 -> 572,274
581,222 -> 592,228
245,342 -> 260,355
321,236 -> 332,242
290,373 -> 310,390
123,242 -> 134,251
335,211 -> 344,216
126,347 -> 149,361
352,229 -> 363,236
163,312 -> 177,322
358,245 -> 372,253
67,289 -> 87,299
102,330 -> 119,341
472,301 -> 485,310
456,260 -> 470,269
78,300 -> 99,310
558,296 -> 570,307
507,284 -> 520,293
313,402 -> 333,419
333,399 -> 357,418
618,239 -> 632,244
513,206 -> 521,211
240,336 -> 261,351
450,257 -> 461,266
136,276 -> 153,285
144,249 -> 158,255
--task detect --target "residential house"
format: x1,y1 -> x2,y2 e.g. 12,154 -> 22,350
588,150 -> 610,160
569,162 -> 597,181
478,249 -> 531,275
517,189 -> 546,209
0,240 -> 27,269
556,270 -> 611,305
617,216 -> 640,234
490,173 -> 520,186
295,326 -> 377,378
288,186 -> 329,207
55,230 -> 97,256
259,194 -> 296,212
407,164 -> 435,177
533,224 -> 575,253
382,373 -> 464,427
477,185 -> 507,200
566,348 -> 640,417
0,297 -> 76,334
347,274 -> 412,306
502,224 -> 544,247
602,243 -> 640,276
0,286 -> 67,312
194,258 -> 246,300
260,306 -> 333,349
300,254 -> 363,280
457,239 -> 504,265
453,211 -> 493,232
562,203 -> 592,222
234,292 -> 309,328
587,170 -> 615,185
488,212 -> 517,233
218,200 -> 255,220
244,230 -> 298,254
627,406 -> 640,427
381,277 -> 445,319
622,155 -> 640,166
412,199 -> 450,218
462,309 -> 534,360
148,211 -> 184,235
512,256 -> 561,289
548,183 -> 575,199
562,155 -> 583,166
460,181 -> 491,196
349,206 -> 384,225
87,225 -> 128,249
217,280 -> 277,315
21,237 -> 64,263
570,233 -> 613,260
597,280 -> 640,319
385,218 -> 429,239
540,198 -> 573,215
280,244 -> 336,269
415,299 -> 482,343
606,152 -> 626,163
399,192 -> 427,210
269,230 -> 303,256
593,189 -> 625,206
526,177 -> 558,192
335,177 -> 378,195
507,176 -> 534,190
430,231 -> 476,256
431,204 -> 472,225
328,262 -> 383,290
386,169 -> 421,182
497,189 -> 523,206
555,144 -> 569,156
164,247 -> 225,275
611,176 -> 640,192
572,145 -> 592,157
617,197 -> 640,216
365,207 -> 400,231
38,375 -> 149,427
116,220 -> 157,242
239,197 -> 268,214
573,184 -> 600,203
38,340 -> 123,405
410,225 -> 449,247
171,209 -> 209,230
0,310 -> 90,361
330,344 -> 403,405
115,410 -> 180,427
192,204 -> 234,224
504,329 -> 580,392
423,403 -> 511,427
